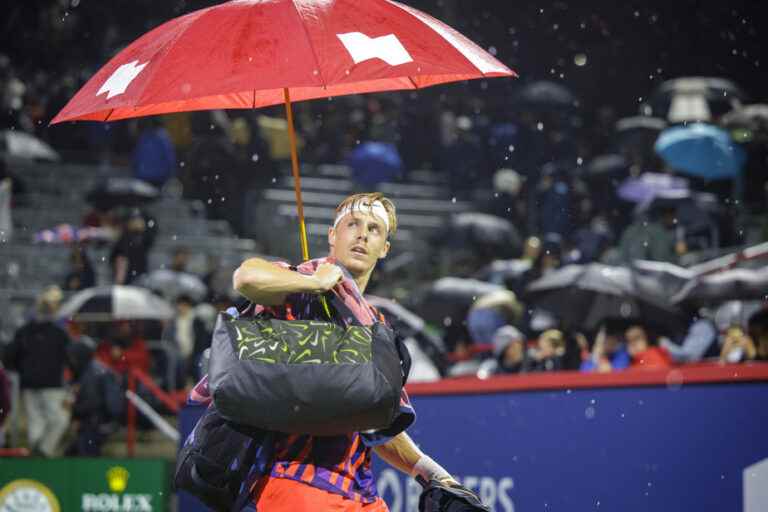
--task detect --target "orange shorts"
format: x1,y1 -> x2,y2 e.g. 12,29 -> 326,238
253,475 -> 390,512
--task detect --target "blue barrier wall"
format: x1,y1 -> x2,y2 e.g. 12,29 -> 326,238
178,365 -> 768,511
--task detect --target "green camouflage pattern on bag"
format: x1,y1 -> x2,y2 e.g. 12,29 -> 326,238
227,318 -> 373,364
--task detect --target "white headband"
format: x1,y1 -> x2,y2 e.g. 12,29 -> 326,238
333,200 -> 390,233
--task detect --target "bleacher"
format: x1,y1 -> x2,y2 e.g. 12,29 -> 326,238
0,160 -> 259,340
246,162 -> 472,275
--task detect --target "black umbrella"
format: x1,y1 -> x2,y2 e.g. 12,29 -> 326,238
583,154 -> 628,179
412,277 -> 503,327
614,116 -> 667,153
525,264 -> 688,335
721,104 -> 768,143
86,177 -> 159,209
514,81 -> 577,110
672,267 -> 768,306
441,212 -> 522,259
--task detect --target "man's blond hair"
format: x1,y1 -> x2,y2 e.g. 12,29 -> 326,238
334,192 -> 398,236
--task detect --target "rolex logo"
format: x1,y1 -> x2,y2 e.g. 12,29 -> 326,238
106,466 -> 130,493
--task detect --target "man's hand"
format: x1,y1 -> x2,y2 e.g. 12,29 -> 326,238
312,263 -> 344,293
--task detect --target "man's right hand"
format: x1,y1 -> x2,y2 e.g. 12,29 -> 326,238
312,263 -> 344,293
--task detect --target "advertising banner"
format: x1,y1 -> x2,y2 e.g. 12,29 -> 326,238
177,368 -> 768,512
0,458 -> 167,511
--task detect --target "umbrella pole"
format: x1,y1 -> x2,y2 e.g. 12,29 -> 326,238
283,88 -> 310,262
283,88 -> 332,318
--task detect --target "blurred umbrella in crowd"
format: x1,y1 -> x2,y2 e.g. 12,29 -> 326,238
584,153 -> 627,179
672,267 -> 768,306
473,258 -> 532,287
614,116 -> 667,151
525,263 -> 688,335
513,80 -> 577,111
367,295 -> 447,377
413,277 -> 502,327
649,77 -> 746,123
631,260 -> 695,298
617,172 -> 689,204
655,123 -> 747,180
346,141 -> 403,188
136,269 -> 207,303
33,224 -> 116,244
58,285 -> 174,322
721,104 -> 768,143
1,130 -> 61,161
50,0 -> 514,283
85,177 -> 159,209
441,212 -> 522,259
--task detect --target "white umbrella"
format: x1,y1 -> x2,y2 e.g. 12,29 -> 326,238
1,130 -> 61,161
137,269 -> 208,302
58,285 -> 174,321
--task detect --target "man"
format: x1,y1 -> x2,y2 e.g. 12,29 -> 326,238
233,193 -> 459,511
2,286 -> 71,457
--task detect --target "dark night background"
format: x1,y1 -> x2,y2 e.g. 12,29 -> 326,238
4,0 -> 767,118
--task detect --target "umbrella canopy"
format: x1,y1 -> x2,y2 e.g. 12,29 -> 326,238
672,267 -> 768,306
413,277 -> 503,327
513,80 -> 576,110
631,260 -> 695,298
51,0 -> 514,123
346,141 -> 403,187
649,77 -> 746,122
721,104 -> 768,143
1,130 -> 60,161
617,172 -> 689,204
85,177 -> 159,209
525,263 -> 688,334
58,285 -> 174,321
136,269 -> 208,303
441,212 -> 522,258
654,123 -> 747,180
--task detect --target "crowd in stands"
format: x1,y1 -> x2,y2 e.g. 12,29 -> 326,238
1,0 -> 767,457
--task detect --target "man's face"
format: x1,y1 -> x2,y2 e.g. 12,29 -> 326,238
328,211 -> 390,276
625,326 -> 649,356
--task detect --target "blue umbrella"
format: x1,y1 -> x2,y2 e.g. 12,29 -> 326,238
654,123 -> 746,180
346,141 -> 403,188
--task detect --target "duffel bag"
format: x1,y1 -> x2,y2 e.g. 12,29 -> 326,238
208,313 -> 410,436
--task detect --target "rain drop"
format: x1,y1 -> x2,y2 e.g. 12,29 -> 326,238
251,153 -> 259,162
574,53 -> 587,66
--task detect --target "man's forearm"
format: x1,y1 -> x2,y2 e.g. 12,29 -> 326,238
232,258 -> 321,305
374,432 -> 453,482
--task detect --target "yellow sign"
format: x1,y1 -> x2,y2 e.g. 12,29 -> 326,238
106,467 -> 130,493
0,479 -> 61,512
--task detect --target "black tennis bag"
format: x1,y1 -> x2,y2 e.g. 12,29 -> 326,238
418,477 -> 492,512
174,404 -> 273,512
208,308 -> 410,435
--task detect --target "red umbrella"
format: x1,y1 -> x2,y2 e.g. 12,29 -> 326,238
51,0 -> 515,262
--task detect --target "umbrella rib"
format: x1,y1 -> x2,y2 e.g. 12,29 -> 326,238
288,0 -> 328,87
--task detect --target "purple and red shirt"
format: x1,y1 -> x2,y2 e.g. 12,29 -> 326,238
190,257 -> 415,503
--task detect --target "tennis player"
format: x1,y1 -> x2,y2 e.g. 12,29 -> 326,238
233,192 -> 457,511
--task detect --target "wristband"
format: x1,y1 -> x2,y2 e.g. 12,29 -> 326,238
411,454 -> 451,482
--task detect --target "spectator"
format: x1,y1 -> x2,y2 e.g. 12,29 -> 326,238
95,321 -> 151,376
65,342 -> 124,456
527,329 -> 566,372
580,323 -> 631,373
625,324 -> 672,369
719,326 -> 756,364
661,313 -> 719,363
0,363 -> 10,448
110,208 -> 151,285
170,246 -> 191,273
63,244 -> 96,291
466,290 -> 524,346
747,309 -> 768,361
163,295 -> 211,387
2,286 -> 71,457
618,207 -> 681,263
491,325 -> 528,375
132,117 -> 177,187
